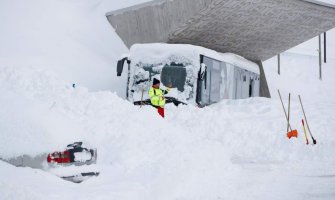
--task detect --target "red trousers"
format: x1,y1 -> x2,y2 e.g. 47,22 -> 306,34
157,107 -> 165,118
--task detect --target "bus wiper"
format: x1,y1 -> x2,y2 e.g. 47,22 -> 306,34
135,79 -> 150,85
165,97 -> 187,106
133,97 -> 187,106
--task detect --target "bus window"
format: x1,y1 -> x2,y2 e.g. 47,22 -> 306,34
198,56 -> 222,106
161,63 -> 186,92
200,57 -> 212,105
210,60 -> 221,103
249,79 -> 253,97
220,62 -> 228,99
225,63 -> 235,99
241,71 -> 250,99
234,68 -> 242,99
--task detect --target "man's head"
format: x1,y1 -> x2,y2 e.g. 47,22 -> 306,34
153,78 -> 160,88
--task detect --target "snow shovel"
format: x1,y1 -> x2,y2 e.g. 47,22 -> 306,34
301,119 -> 309,145
277,90 -> 298,139
298,95 -> 317,144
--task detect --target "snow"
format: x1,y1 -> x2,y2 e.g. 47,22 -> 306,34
303,0 -> 335,7
1,0 -> 335,199
263,52 -> 335,103
220,52 -> 260,74
48,164 -> 99,178
0,0 -> 150,94
130,43 -> 260,74
1,62 -> 335,199
74,151 -> 93,162
317,0 -> 335,4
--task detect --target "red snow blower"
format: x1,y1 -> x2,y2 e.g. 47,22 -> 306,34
47,142 -> 97,166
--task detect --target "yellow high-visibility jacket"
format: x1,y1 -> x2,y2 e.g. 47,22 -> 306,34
149,87 -> 169,107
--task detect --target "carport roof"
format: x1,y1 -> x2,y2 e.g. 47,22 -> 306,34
107,0 -> 335,61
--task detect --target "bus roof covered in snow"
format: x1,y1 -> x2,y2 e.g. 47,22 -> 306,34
129,43 -> 260,74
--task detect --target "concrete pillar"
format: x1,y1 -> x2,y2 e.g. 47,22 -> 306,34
256,61 -> 271,98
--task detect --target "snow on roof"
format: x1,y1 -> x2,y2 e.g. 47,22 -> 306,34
219,53 -> 260,74
303,0 -> 335,8
129,43 -> 260,74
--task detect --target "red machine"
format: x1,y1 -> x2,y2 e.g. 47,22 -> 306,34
47,142 -> 97,166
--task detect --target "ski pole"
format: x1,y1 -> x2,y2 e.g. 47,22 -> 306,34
302,119 -> 309,145
298,95 -> 317,144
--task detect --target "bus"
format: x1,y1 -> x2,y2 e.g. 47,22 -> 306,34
117,43 -> 260,107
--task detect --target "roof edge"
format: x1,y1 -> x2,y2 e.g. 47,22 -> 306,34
302,0 -> 335,9
105,0 -> 166,17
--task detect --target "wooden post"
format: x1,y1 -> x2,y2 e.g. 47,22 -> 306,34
278,54 -> 281,75
319,35 -> 322,80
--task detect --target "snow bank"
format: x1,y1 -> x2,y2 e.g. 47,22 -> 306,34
263,52 -> 335,103
1,0 -> 335,199
0,67 -> 85,158
286,30 -> 335,59
1,62 -> 335,199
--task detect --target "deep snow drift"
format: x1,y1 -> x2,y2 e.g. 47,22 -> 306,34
1,0 -> 335,199
1,55 -> 335,199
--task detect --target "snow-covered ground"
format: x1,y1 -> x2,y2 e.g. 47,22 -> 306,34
1,0 -> 335,200
1,58 -> 335,199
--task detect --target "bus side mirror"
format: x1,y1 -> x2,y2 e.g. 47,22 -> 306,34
199,63 -> 207,80
117,57 -> 129,76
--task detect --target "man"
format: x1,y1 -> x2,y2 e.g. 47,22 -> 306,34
149,78 -> 170,118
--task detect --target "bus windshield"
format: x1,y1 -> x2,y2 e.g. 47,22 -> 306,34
161,63 -> 186,92
129,62 -> 194,105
